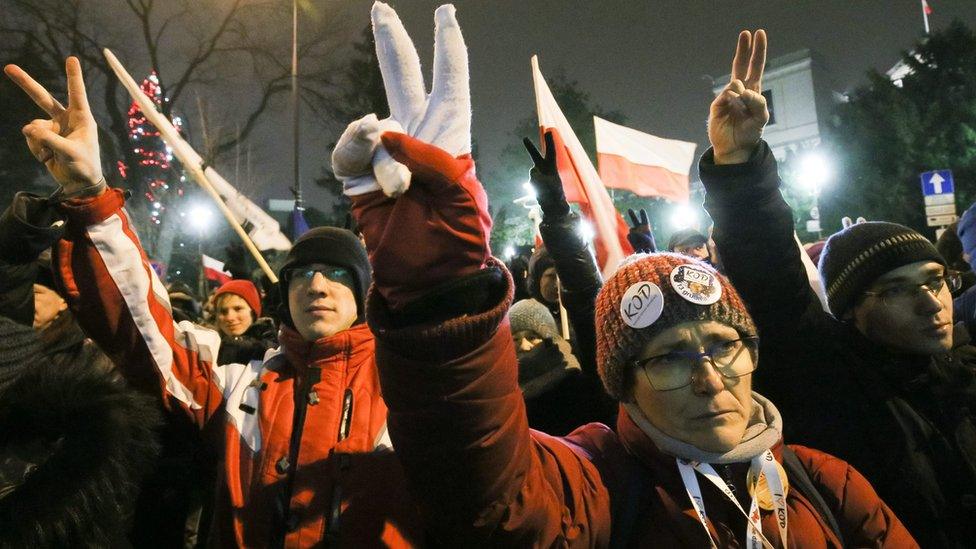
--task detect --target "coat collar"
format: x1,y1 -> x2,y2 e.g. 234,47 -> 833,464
617,392 -> 785,467
278,322 -> 374,372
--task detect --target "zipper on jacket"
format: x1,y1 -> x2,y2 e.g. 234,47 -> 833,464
326,390 -> 354,542
270,368 -> 322,548
338,388 -> 353,442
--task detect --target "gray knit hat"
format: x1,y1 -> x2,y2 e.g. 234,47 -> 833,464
595,253 -> 757,401
819,222 -> 946,317
509,299 -> 559,339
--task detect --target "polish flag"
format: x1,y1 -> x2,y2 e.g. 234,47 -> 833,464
594,116 -> 697,203
202,254 -> 231,284
531,56 -> 633,276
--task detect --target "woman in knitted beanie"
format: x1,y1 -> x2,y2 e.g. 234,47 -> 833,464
572,252 -> 912,546
211,279 -> 277,365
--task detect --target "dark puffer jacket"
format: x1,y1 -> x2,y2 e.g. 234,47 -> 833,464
701,141 -> 976,548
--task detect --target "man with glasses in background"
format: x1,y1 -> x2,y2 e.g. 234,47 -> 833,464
698,28 -> 976,547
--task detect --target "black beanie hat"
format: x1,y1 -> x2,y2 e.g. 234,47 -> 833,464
277,227 -> 371,327
819,222 -> 946,318
667,228 -> 708,251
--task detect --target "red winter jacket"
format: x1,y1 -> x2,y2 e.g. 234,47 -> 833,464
53,189 -> 422,547
367,264 -> 918,547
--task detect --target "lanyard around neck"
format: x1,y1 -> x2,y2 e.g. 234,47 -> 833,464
675,449 -> 788,549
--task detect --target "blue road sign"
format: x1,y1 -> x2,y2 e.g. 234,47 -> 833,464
921,170 -> 954,196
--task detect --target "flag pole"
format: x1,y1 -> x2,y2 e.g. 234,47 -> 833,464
922,0 -> 931,34
103,48 -> 278,284
291,0 -> 303,212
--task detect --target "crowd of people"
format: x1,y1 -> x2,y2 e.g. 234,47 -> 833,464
2,3 -> 975,548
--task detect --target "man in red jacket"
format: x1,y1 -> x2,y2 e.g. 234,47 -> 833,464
5,55 -> 422,549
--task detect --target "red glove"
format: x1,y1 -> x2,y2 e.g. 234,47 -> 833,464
351,132 -> 492,310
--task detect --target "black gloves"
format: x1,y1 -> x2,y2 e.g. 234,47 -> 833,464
626,208 -> 656,253
523,131 -> 571,219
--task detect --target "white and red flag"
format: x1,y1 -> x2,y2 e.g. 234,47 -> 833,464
594,116 -> 697,203
531,56 -> 632,276
202,254 -> 231,285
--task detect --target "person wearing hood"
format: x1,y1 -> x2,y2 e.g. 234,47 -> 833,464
211,279 -> 277,365
952,210 -> 976,333
5,54 -> 422,547
699,29 -> 976,547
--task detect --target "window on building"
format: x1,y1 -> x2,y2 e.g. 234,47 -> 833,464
762,89 -> 776,126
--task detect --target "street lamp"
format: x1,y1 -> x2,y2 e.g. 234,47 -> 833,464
187,203 -> 214,295
796,150 -> 832,239
670,203 -> 698,230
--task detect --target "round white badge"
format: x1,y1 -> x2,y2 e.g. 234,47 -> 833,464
619,282 -> 665,329
670,264 -> 722,305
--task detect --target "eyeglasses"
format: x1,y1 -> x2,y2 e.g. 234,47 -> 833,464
862,272 -> 962,307
286,264 -> 355,288
633,336 -> 759,391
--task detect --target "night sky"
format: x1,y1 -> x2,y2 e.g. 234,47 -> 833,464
277,0 -> 976,212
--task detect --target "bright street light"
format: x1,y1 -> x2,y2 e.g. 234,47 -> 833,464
502,245 -> 516,261
578,218 -> 595,242
796,150 -> 832,194
188,204 -> 214,232
670,203 -> 697,230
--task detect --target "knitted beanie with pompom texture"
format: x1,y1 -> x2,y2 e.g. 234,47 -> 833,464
595,253 -> 757,401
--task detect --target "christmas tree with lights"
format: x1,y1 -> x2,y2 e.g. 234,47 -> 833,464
120,72 -> 192,283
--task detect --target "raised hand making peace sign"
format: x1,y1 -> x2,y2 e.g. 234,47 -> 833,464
332,2 -> 471,199
332,3 -> 490,310
4,57 -> 104,197
708,30 -> 768,165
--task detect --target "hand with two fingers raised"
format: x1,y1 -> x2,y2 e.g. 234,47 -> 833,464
708,30 -> 769,165
4,57 -> 104,197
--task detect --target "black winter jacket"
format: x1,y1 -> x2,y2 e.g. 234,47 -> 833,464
701,142 -> 976,548
529,211 -> 617,433
216,317 -> 277,365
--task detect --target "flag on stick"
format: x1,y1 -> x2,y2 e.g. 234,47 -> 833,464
202,254 -> 232,285
531,56 -> 632,276
594,116 -> 696,203
103,48 -> 288,287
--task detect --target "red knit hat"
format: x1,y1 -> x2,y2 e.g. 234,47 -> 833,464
595,253 -> 756,401
213,279 -> 262,318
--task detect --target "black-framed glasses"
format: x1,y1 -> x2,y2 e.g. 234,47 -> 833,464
862,271 -> 962,306
634,336 -> 759,391
286,264 -> 355,288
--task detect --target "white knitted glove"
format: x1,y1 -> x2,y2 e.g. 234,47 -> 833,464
331,2 -> 471,198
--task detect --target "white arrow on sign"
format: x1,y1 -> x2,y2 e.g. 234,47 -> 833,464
930,172 -> 946,194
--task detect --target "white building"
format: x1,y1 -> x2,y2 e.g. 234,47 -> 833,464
712,49 -> 838,162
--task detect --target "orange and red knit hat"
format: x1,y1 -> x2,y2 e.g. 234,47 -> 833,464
213,279 -> 262,318
595,253 -> 757,401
